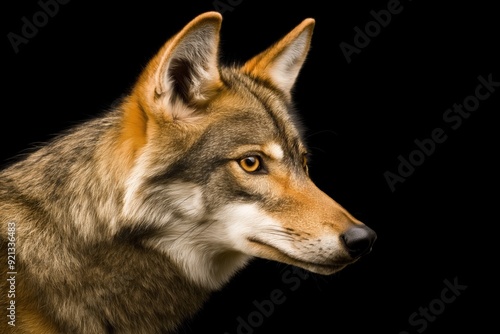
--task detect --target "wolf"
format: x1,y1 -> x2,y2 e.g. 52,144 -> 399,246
0,11 -> 376,333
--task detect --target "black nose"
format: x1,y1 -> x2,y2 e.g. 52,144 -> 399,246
340,225 -> 377,258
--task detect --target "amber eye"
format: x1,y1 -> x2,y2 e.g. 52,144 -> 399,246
239,156 -> 262,173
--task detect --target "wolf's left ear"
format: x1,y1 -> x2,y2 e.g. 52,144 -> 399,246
242,18 -> 315,97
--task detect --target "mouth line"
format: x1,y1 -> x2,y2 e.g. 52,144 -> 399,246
247,237 -> 351,271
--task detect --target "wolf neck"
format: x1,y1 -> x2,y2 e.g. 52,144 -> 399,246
149,235 -> 252,290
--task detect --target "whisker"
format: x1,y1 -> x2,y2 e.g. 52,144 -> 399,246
305,129 -> 339,140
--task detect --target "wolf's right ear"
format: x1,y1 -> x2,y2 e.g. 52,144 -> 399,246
241,18 -> 315,99
133,12 -> 223,122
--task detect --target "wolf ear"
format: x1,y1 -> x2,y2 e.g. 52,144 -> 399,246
242,18 -> 315,97
136,12 -> 222,121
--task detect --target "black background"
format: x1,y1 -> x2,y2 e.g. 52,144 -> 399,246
2,1 -> 498,333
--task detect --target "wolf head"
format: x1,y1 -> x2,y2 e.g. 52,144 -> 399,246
119,12 -> 376,289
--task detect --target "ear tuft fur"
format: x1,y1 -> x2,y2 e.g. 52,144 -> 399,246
133,12 -> 223,122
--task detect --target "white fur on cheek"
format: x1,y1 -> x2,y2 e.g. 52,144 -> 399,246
149,203 -> 274,290
161,182 -> 205,219
216,203 -> 283,251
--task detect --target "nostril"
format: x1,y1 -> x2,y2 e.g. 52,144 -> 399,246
340,225 -> 377,258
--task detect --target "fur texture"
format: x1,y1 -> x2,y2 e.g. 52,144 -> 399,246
0,12 -> 376,333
